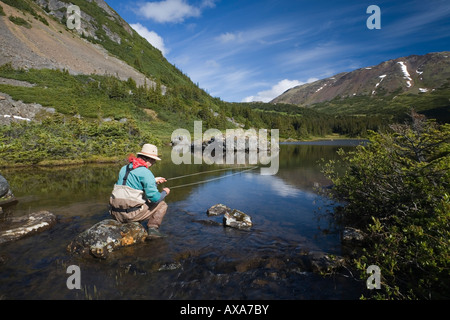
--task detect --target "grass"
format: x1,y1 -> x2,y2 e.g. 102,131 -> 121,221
310,85 -> 450,123
8,16 -> 32,28
0,66 -> 151,120
35,156 -> 124,167
282,133 -> 353,142
2,0 -> 48,27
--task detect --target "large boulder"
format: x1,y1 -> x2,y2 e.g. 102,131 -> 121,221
67,219 -> 148,259
0,211 -> 57,244
0,174 -> 18,210
207,203 -> 231,216
0,174 -> 9,198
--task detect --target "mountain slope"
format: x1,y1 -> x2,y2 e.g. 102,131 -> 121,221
271,52 -> 450,119
0,0 -> 207,92
0,0 -> 232,137
0,0 -> 157,88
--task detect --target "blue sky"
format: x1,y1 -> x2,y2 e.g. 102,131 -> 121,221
105,0 -> 450,102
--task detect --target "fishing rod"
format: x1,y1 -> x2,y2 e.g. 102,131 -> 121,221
165,166 -> 259,189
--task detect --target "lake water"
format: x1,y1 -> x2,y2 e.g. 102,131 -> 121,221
0,140 -> 367,300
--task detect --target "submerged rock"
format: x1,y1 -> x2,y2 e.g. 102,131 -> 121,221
193,219 -> 223,227
0,211 -> 57,244
206,204 -> 253,230
223,209 -> 252,230
342,227 -> 365,242
306,250 -> 345,274
207,203 -> 231,216
0,190 -> 18,210
67,219 -> 148,259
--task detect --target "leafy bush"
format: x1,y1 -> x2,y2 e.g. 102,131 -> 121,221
322,111 -> 450,299
0,116 -> 160,166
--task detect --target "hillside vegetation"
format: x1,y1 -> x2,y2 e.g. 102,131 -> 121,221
310,86 -> 450,123
322,111 -> 450,299
272,51 -> 450,123
0,0 -> 447,167
0,60 -> 389,166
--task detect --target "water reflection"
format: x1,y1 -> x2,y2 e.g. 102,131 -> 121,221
0,141 -> 365,300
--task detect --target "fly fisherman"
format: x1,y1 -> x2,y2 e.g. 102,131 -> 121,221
109,144 -> 170,239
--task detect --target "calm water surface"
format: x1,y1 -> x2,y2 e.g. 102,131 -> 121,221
0,141 -> 366,300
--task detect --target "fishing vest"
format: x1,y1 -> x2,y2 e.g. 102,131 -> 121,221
109,164 -> 147,213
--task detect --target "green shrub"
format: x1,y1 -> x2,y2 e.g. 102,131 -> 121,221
323,110 -> 450,299
8,16 -> 31,28
0,116 -> 161,166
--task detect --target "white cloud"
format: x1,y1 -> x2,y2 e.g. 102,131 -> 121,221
243,79 -> 315,103
205,59 -> 219,68
137,0 -> 216,23
131,23 -> 168,55
215,23 -> 294,46
200,0 -> 217,9
216,32 -> 243,43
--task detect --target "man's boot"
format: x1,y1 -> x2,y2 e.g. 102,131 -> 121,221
147,226 -> 165,239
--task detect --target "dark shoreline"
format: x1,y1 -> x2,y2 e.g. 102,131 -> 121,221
280,139 -> 369,146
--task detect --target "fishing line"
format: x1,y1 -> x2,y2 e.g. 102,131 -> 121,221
167,166 -> 259,189
166,166 -> 257,181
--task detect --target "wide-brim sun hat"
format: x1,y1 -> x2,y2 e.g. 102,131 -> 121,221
137,144 -> 161,161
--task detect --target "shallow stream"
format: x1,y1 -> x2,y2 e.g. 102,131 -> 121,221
0,141 -> 366,300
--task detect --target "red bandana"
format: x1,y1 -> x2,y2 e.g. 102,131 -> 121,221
128,155 -> 149,169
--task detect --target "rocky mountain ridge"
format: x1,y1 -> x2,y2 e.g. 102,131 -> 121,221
271,52 -> 450,106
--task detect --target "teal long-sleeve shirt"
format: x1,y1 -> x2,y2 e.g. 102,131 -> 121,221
116,164 -> 166,203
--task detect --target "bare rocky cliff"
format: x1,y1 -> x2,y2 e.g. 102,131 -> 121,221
0,0 -> 151,87
0,0 -> 167,123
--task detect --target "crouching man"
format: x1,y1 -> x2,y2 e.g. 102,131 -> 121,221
109,144 -> 170,239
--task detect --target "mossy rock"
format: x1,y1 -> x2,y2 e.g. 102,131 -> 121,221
67,219 -> 148,259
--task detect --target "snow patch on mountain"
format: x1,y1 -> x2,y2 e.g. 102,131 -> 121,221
397,61 -> 412,88
315,84 -> 327,93
372,75 -> 387,95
